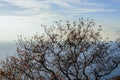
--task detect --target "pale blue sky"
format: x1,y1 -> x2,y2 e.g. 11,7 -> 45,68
0,0 -> 120,42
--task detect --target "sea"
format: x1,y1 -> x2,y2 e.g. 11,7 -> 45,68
0,42 -> 16,60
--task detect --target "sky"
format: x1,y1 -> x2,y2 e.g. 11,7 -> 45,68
0,0 -> 120,42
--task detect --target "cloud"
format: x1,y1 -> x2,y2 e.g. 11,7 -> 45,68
0,3 -> 7,7
0,12 -> 71,42
77,8 -> 116,13
5,0 -> 50,9
66,0 -> 105,7
0,15 -> 45,41
1,0 -> 114,16
1,0 -> 73,16
0,0 -> 118,42
114,0 -> 120,1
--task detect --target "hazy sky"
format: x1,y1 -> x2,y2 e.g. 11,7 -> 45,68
0,0 -> 120,42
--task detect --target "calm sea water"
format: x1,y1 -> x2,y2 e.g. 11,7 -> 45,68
0,42 -> 16,60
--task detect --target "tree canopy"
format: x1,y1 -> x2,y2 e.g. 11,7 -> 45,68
0,18 -> 120,80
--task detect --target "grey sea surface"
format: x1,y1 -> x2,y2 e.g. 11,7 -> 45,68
0,42 -> 17,60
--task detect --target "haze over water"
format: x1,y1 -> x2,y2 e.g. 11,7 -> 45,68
0,0 -> 120,59
0,42 -> 16,60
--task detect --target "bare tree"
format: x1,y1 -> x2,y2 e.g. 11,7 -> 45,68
0,18 -> 120,80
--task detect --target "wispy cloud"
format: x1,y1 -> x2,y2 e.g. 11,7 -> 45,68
0,3 -> 7,7
114,0 -> 120,1
77,8 -> 116,13
4,0 -> 51,10
0,0 -> 119,42
1,0 -> 115,16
